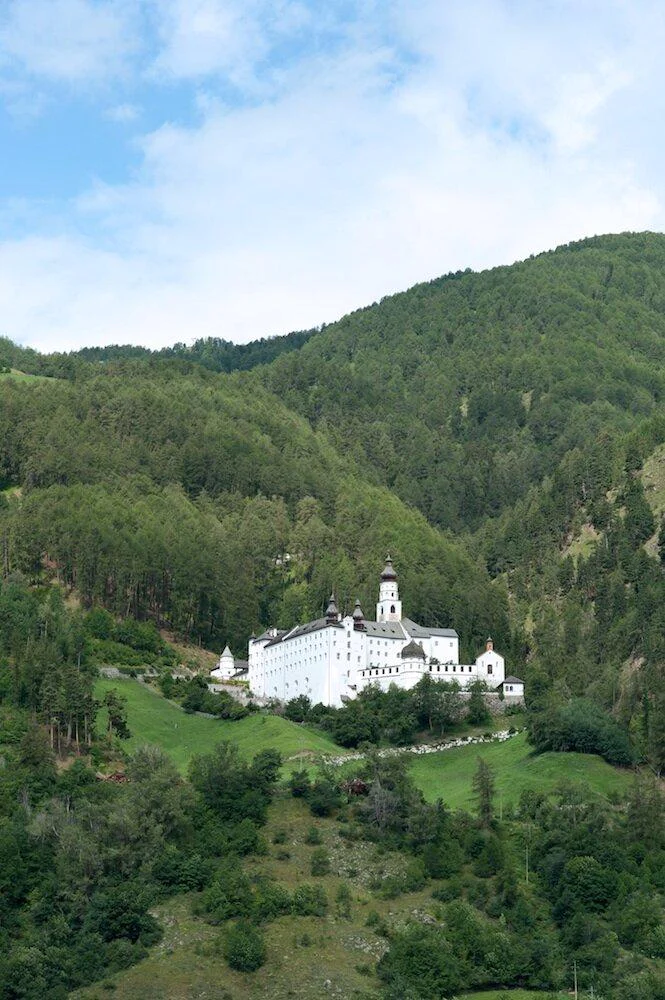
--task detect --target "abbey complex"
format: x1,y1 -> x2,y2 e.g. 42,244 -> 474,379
214,558 -> 523,707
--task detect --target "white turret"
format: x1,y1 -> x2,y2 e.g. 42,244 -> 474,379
376,555 -> 402,622
212,644 -> 236,680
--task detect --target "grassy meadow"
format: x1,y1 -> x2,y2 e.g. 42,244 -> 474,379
0,368 -> 50,382
95,676 -> 342,772
409,730 -> 633,809
97,678 -> 633,810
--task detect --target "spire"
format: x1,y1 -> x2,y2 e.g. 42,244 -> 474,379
486,636 -> 494,652
380,554 -> 397,581
352,598 -> 365,630
325,592 -> 339,623
377,555 -> 402,622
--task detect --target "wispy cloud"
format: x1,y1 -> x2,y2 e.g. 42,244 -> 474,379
104,102 -> 140,122
0,0 -> 139,84
0,0 -> 663,351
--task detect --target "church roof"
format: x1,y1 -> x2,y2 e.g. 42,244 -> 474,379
221,644 -> 233,658
401,640 -> 426,660
365,621 -> 407,639
264,618 -> 343,646
401,617 -> 458,639
502,676 -> 523,685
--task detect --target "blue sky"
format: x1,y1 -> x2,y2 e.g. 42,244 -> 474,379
0,0 -> 663,351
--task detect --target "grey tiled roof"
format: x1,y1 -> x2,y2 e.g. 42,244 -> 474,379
401,617 -> 458,639
502,676 -> 524,685
364,621 -> 407,639
264,618 -> 343,646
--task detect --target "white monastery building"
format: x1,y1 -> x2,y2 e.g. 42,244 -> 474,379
246,558 -> 513,708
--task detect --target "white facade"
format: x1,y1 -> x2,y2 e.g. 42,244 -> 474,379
474,638 -> 505,686
247,559 -> 507,707
501,676 -> 525,698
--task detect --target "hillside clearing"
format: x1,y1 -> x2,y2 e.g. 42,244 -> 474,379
95,677 -> 342,771
409,730 -> 633,809
0,368 -> 50,382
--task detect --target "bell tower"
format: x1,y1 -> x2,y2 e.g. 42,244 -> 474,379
376,556 -> 402,622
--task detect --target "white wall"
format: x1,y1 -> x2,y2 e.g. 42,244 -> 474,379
474,649 -> 505,686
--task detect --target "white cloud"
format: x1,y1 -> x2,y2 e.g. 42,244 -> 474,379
0,0 -> 138,83
148,0 -> 310,86
104,102 -> 140,122
0,0 -> 664,351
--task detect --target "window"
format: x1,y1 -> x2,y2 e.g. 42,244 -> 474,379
488,665 -> 493,675
390,604 -> 395,614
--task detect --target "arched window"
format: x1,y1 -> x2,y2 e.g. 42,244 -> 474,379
390,604 -> 395,614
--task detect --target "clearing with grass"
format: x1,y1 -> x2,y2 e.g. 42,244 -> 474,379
95,677 -> 343,771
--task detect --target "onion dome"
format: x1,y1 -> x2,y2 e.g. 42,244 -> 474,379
325,592 -> 339,622
400,639 -> 426,660
380,555 -> 397,581
352,599 -> 365,629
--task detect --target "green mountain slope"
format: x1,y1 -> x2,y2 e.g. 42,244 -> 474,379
0,365 -> 508,657
257,232 -> 665,531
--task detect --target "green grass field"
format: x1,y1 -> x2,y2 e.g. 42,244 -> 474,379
95,677 -> 342,771
97,679 -> 634,810
409,730 -> 633,809
0,368 -> 50,382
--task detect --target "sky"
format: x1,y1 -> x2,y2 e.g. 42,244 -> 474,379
0,0 -> 664,352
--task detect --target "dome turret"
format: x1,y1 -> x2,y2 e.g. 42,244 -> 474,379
352,599 -> 365,630
325,592 -> 339,623
377,556 -> 401,622
380,555 -> 397,581
400,640 -> 426,661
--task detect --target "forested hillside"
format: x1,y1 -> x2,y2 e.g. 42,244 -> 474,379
0,365 -> 507,658
256,232 -> 665,531
4,232 -> 665,746
4,232 -> 665,999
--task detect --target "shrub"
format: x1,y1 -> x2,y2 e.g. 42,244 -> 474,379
251,880 -> 292,923
288,768 -> 312,798
223,921 -> 266,972
305,825 -> 322,845
308,779 -> 341,817
310,847 -> 330,876
292,884 -> 328,917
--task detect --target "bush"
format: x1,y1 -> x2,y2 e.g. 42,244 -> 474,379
223,921 -> 266,972
308,779 -> 341,817
310,847 -> 330,876
305,825 -> 322,845
292,884 -> 328,917
288,768 -> 311,798
251,880 -> 292,923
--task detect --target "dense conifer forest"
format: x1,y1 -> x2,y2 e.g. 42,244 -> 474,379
2,232 -> 665,998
